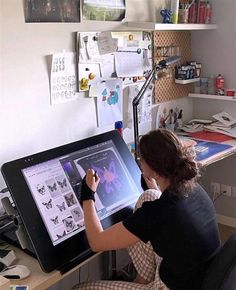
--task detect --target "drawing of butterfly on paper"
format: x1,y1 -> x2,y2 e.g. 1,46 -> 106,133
64,193 -> 77,207
42,199 -> 53,210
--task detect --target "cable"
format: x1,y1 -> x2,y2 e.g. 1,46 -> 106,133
213,190 -> 226,203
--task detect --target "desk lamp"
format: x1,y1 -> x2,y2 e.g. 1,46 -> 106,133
132,55 -> 181,161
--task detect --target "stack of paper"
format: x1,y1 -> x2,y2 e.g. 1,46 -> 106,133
204,112 -> 236,138
180,119 -> 213,133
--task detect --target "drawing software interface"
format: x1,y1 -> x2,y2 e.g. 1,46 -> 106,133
22,140 -> 139,246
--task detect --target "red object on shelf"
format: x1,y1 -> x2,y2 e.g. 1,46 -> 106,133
197,0 -> 206,23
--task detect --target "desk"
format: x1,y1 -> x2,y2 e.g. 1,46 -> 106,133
0,244 -> 102,290
1,139 -> 236,290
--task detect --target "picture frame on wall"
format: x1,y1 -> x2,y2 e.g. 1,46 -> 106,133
82,0 -> 126,21
24,0 -> 81,23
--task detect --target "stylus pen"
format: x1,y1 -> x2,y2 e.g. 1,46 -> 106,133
94,171 -> 98,181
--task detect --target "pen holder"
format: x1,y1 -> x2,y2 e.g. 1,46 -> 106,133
178,8 -> 189,23
166,123 -> 175,132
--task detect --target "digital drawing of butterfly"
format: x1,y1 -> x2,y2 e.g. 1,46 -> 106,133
56,202 -> 66,212
36,184 -> 46,195
42,199 -> 53,209
47,182 -> 57,192
63,217 -> 75,232
73,209 -> 81,218
56,230 -> 66,239
92,160 -> 122,194
57,178 -> 67,189
64,193 -> 77,207
51,216 -> 59,225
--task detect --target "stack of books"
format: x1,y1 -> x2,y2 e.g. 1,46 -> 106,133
204,112 -> 236,138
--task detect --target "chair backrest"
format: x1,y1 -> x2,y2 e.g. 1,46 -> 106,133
201,228 -> 236,290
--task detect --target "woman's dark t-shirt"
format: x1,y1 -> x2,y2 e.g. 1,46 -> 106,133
123,184 -> 221,290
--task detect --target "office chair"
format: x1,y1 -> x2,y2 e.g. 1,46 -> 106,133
201,228 -> 236,290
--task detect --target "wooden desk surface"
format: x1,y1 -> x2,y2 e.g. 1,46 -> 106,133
0,244 -> 101,290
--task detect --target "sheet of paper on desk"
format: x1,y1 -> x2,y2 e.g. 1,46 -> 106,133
213,111 -> 236,127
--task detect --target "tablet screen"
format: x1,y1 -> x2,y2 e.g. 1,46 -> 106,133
22,139 -> 139,246
1,130 -> 142,272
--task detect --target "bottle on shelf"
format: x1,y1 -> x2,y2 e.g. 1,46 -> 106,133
171,0 -> 179,24
207,74 -> 215,95
205,1 -> 212,24
215,74 -> 225,96
197,0 -> 206,24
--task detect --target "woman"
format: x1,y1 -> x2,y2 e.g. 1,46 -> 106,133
73,128 -> 221,290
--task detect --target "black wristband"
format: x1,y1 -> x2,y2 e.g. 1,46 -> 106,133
80,176 -> 95,206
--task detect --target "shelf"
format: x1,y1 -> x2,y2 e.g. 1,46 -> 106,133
189,93 -> 236,101
175,78 -> 200,84
125,22 -> 217,31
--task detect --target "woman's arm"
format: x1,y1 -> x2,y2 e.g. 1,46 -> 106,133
83,200 -> 140,252
81,169 -> 140,252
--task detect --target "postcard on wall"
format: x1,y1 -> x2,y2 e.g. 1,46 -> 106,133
96,79 -> 123,127
78,63 -> 101,91
50,52 -> 78,105
114,50 -> 144,78
125,83 -> 153,128
24,0 -> 80,23
82,0 -> 126,21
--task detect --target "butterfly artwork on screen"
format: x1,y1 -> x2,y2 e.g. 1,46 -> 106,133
76,148 -> 136,207
56,202 -> 66,212
42,199 -> 53,210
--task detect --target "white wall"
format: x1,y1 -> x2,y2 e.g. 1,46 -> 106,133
0,1 -> 172,289
191,0 -> 236,221
0,0 -> 168,191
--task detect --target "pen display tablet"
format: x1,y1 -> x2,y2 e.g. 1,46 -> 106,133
1,130 -> 142,272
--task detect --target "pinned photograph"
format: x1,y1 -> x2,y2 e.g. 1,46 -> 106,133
24,0 -> 80,23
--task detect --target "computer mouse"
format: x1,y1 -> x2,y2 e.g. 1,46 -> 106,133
0,264 -> 31,279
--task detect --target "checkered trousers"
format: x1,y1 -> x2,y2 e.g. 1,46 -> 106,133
72,189 -> 169,290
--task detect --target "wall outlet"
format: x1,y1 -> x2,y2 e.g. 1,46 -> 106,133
221,184 -> 231,197
211,182 -> 220,200
232,187 -> 236,198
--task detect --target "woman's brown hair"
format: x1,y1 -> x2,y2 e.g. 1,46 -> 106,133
139,129 -> 200,195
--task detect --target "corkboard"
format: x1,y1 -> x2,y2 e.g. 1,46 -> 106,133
153,31 -> 193,103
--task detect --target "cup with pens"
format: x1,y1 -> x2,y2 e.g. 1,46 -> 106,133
178,0 -> 194,23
